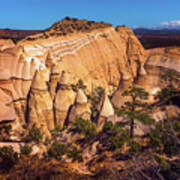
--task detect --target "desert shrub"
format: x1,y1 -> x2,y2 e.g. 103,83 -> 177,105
102,121 -> 125,134
157,87 -> 180,105
137,113 -> 155,125
11,38 -> 18,44
71,79 -> 86,92
156,156 -> 171,171
172,117 -> 180,131
72,118 -> 97,139
0,146 -> 18,171
0,124 -> 12,135
67,146 -> 83,162
50,125 -> 61,140
109,135 -> 127,151
47,142 -> 68,159
44,137 -> 51,146
115,109 -> 125,117
149,119 -> 180,156
102,121 -> 113,133
108,127 -> 129,151
95,86 -> 105,97
28,124 -> 43,143
102,122 -> 130,151
20,144 -> 32,156
149,124 -> 164,152
77,79 -> 86,89
128,141 -> 143,155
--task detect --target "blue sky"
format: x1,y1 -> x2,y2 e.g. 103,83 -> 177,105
0,0 -> 180,30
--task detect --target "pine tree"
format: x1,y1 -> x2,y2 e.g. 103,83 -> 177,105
120,86 -> 154,138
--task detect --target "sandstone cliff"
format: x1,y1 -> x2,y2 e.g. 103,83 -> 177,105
136,46 -> 180,103
0,18 -> 147,136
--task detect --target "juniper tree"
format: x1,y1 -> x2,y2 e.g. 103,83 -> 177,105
119,86 -> 154,138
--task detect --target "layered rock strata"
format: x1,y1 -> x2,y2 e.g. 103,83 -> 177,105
0,18 -> 147,134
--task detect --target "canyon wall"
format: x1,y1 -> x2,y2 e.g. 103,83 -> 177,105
0,19 -> 148,136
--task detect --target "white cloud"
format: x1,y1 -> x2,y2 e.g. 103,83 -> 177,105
160,20 -> 180,27
170,20 -> 180,26
160,22 -> 169,26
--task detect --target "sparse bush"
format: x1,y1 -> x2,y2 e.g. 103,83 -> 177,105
28,124 -> 43,143
51,125 -> 61,140
102,122 -> 130,151
71,79 -> 86,92
77,79 -> 86,89
102,121 -> 113,133
102,121 -> 124,134
68,146 -> 83,162
115,109 -> 125,117
0,124 -> 12,135
47,142 -> 68,159
149,124 -> 164,152
128,141 -> 143,155
95,86 -> 105,97
109,130 -> 129,151
109,135 -> 126,151
72,118 -> 97,139
149,119 -> 180,156
156,156 -> 171,171
173,117 -> 180,131
11,38 -> 18,44
20,144 -> 32,156
0,146 -> 18,171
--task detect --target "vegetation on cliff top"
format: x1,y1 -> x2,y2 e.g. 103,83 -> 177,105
26,17 -> 112,41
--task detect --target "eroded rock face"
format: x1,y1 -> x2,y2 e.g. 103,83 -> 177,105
136,47 -> 180,103
116,26 -> 147,77
68,89 -> 91,125
54,72 -> 76,128
28,67 -> 54,137
97,94 -> 114,126
0,39 -> 15,51
111,27 -> 147,109
0,19 -> 147,134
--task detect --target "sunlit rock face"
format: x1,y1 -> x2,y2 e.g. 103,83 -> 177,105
68,89 -> 91,125
111,26 -> 147,109
0,18 -> 147,134
112,46 -> 180,109
54,71 -> 76,128
136,47 -> 180,103
0,39 -> 15,51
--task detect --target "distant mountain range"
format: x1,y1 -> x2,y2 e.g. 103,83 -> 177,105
1,27 -> 180,49
134,28 -> 180,35
134,28 -> 180,49
0,29 -> 42,40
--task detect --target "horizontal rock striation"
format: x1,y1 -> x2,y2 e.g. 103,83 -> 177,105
136,47 -> 180,103
0,18 -> 147,135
